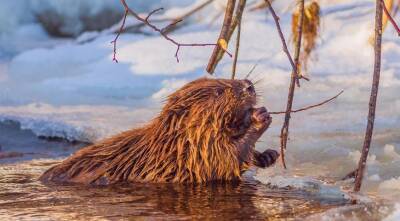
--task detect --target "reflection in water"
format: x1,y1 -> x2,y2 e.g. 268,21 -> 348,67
0,160 -> 358,221
0,122 -> 394,220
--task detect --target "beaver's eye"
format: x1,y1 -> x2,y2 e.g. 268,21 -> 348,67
242,79 -> 255,95
242,84 -> 255,95
214,88 -> 224,96
246,85 -> 255,94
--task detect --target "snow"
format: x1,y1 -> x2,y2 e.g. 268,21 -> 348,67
368,174 -> 381,181
384,204 -> 400,221
0,0 -> 196,56
383,144 -> 400,160
0,0 -> 193,35
0,0 -> 400,213
379,177 -> 400,192
0,103 -> 157,142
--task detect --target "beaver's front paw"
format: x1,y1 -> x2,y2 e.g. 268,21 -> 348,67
256,149 -> 279,168
251,107 -> 272,132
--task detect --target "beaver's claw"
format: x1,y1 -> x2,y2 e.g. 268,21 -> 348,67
251,107 -> 272,131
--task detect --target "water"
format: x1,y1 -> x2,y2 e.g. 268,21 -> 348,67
0,160 -> 352,220
0,121 -> 395,220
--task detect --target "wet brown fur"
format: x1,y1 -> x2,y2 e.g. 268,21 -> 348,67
40,78 -> 266,185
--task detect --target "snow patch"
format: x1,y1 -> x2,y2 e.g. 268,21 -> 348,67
0,115 -> 96,143
384,144 -> 400,160
368,174 -> 381,181
152,79 -> 188,99
348,150 -> 379,165
0,103 -> 159,143
379,177 -> 400,191
384,204 -> 400,221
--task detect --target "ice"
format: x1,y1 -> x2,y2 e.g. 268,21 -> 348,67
0,103 -> 158,142
384,204 -> 400,221
255,166 -> 350,202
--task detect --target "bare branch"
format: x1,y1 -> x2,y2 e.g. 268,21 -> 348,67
354,0 -> 384,192
112,0 -> 225,63
381,0 -> 400,36
206,0 -> 237,74
206,0 -> 248,74
270,90 -> 343,115
145,7 -> 164,21
264,0 -> 308,84
161,19 -> 183,33
163,0 -> 215,34
231,21 -> 241,79
265,0 -> 305,169
232,2 -> 246,79
111,9 -> 128,63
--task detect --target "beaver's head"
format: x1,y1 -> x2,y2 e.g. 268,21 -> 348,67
162,78 -> 258,138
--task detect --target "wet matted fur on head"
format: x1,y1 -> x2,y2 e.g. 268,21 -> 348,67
40,78 -> 279,185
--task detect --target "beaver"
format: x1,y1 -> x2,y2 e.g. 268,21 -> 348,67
40,78 -> 279,185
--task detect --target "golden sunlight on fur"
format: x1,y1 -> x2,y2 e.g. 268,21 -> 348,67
40,78 -> 278,185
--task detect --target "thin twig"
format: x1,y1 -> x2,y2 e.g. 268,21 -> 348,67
270,90 -> 343,115
381,0 -> 400,36
354,0 -> 383,192
293,1 -> 305,87
161,19 -> 183,33
112,0 -> 227,63
163,0 -> 215,34
116,0 -> 215,35
231,12 -> 243,79
264,0 -> 308,83
266,0 -> 305,169
145,7 -> 164,21
111,9 -> 128,63
265,0 -> 296,75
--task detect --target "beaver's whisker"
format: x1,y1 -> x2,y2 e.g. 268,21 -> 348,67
249,73 -> 260,82
249,74 -> 263,83
247,72 -> 263,83
253,78 -> 264,86
244,59 -> 261,79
